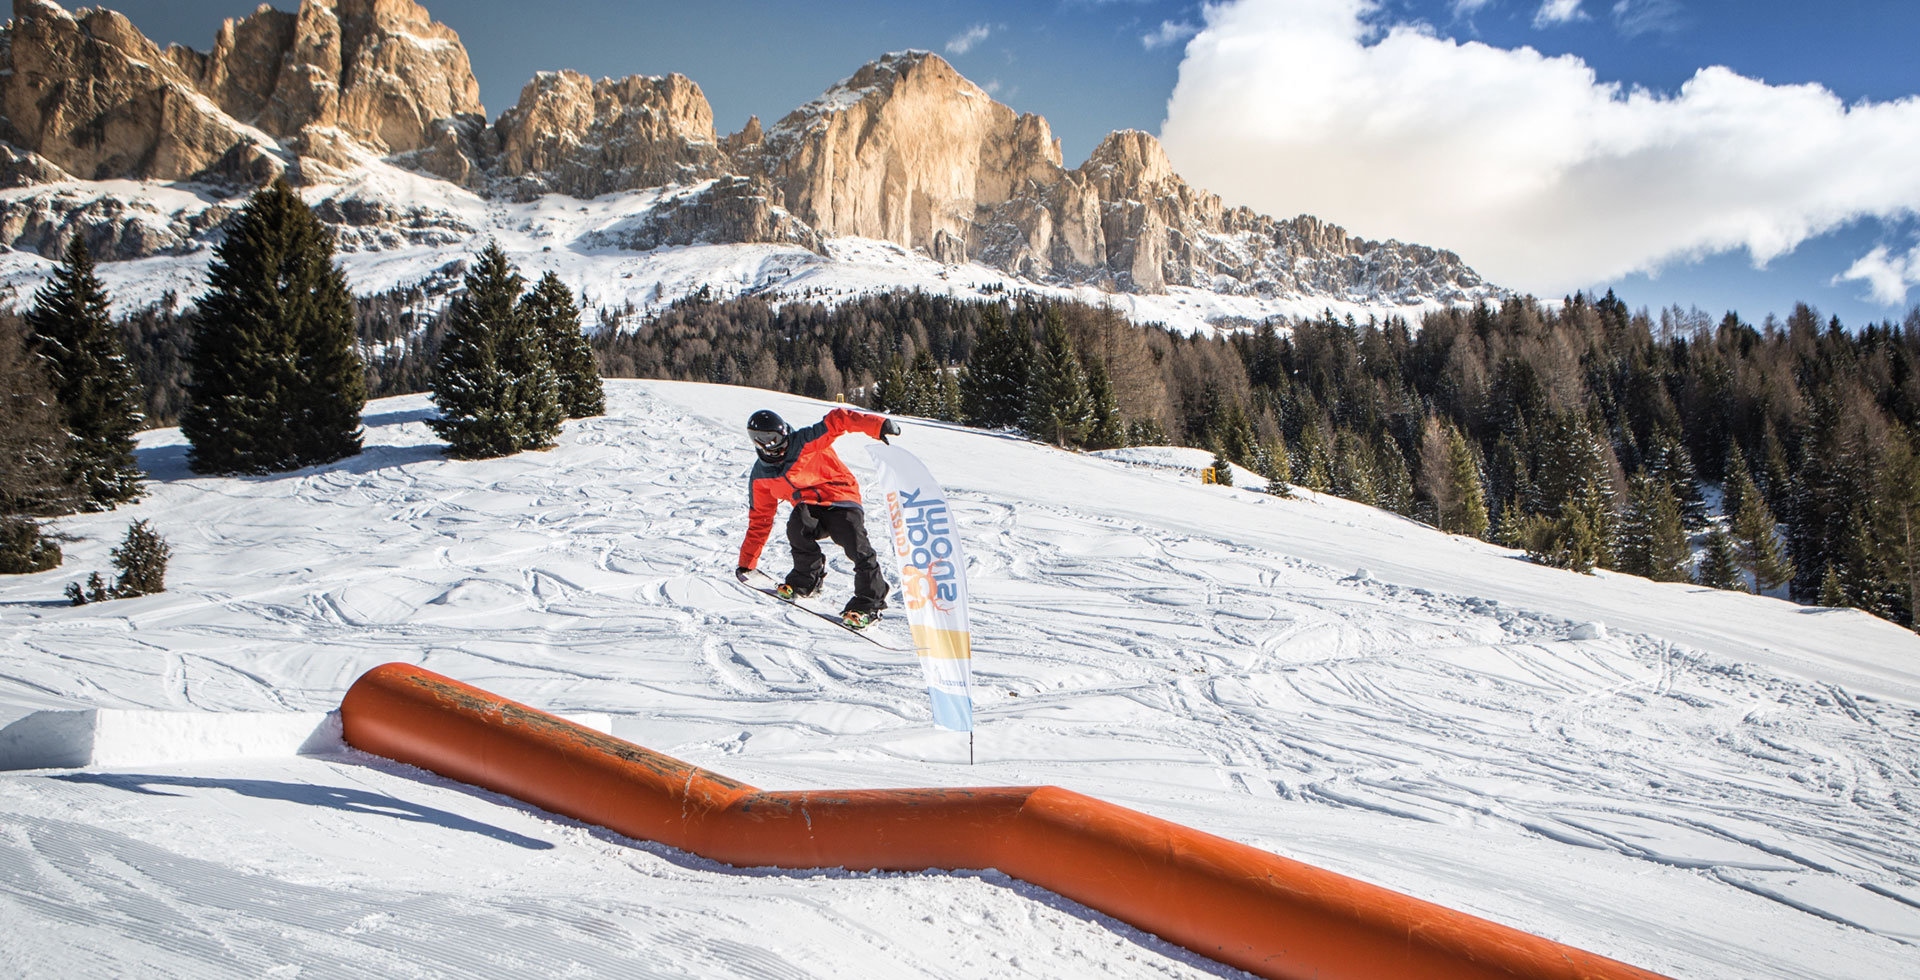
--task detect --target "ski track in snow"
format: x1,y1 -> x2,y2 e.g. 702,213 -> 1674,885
2,380 -> 1919,978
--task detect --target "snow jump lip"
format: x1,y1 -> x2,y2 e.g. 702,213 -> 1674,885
340,662 -> 1670,980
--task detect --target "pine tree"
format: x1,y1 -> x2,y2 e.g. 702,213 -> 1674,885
1818,564 -> 1850,608
1416,416 -> 1455,527
1494,498 -> 1529,549
1260,439 -> 1293,497
1208,447 -> 1233,487
1645,432 -> 1707,528
1084,358 -> 1127,450
1330,429 -> 1377,505
430,243 -> 559,458
523,272 -> 603,419
1,314 -> 72,572
1023,309 -> 1092,446
1620,472 -> 1691,581
109,519 -> 169,596
1695,528 -> 1743,590
1373,433 -> 1414,515
1221,401 -> 1259,468
183,179 -> 364,474
1720,441 -> 1752,525
1445,426 -> 1489,539
961,306 -> 1030,429
1866,434 -> 1920,624
871,360 -> 909,413
25,237 -> 144,507
1731,477 -> 1794,595
1294,423 -> 1333,492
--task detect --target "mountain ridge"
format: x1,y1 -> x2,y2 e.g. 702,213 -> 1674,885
0,0 -> 1501,328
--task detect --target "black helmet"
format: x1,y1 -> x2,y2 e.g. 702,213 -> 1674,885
747,409 -> 791,462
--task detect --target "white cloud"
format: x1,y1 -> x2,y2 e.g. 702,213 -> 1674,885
1836,244 -> 1920,307
946,23 -> 992,55
1533,0 -> 1587,28
1143,19 -> 1201,51
1157,0 -> 1920,296
1451,0 -> 1494,15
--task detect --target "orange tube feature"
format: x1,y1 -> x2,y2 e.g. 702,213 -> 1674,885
340,663 -> 1671,980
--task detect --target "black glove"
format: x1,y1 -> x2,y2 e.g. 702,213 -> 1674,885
880,419 -> 901,443
735,566 -> 752,583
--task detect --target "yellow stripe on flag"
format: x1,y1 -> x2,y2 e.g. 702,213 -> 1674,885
909,625 -> 972,660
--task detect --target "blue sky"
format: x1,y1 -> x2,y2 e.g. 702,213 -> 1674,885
128,1 -> 1920,327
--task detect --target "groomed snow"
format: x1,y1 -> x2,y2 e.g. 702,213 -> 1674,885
2,380 -> 1919,978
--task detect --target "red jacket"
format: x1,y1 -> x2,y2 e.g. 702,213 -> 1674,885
738,408 -> 888,569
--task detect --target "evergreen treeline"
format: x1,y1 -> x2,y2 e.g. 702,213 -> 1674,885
591,288 -> 1920,629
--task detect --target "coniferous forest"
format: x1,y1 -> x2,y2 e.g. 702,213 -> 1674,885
10,266 -> 1920,631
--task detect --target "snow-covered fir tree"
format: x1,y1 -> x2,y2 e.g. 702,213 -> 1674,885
430,243 -> 560,458
523,272 -> 604,420
0,314 -> 72,573
1022,309 -> 1091,446
182,180 -> 364,474
960,306 -> 1029,430
25,237 -> 143,507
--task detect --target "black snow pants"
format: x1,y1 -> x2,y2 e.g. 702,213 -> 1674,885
785,503 -> 889,614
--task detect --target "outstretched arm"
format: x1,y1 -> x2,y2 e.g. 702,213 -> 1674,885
820,408 -> 897,442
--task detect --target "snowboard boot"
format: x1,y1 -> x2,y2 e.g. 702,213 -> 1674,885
776,583 -> 817,601
840,609 -> 880,630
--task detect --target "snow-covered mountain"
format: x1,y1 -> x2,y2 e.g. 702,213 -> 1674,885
2,380 -> 1918,978
0,0 -> 1501,331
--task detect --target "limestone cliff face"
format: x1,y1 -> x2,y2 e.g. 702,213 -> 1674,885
168,0 -> 484,176
756,52 -> 1062,251
0,0 -> 479,184
491,69 -> 726,199
0,0 -> 281,183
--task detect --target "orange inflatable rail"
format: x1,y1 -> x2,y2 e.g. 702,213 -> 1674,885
340,663 -> 1671,980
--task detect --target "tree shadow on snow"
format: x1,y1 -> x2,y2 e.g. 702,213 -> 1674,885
133,438 -> 450,486
51,772 -> 554,850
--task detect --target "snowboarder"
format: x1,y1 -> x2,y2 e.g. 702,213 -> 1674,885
734,407 -> 901,628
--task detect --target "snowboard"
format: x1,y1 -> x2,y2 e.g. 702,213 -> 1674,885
735,574 -> 905,651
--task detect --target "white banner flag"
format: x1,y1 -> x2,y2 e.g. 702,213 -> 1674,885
868,445 -> 973,732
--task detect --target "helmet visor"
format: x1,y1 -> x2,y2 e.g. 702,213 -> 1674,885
749,428 -> 786,447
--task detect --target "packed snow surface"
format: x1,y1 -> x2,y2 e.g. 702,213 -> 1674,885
3,380 -> 1920,978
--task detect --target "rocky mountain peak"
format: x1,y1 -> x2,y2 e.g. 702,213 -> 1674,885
1083,129 -> 1176,190
489,68 -> 724,199
176,0 -> 483,157
756,51 -> 1062,252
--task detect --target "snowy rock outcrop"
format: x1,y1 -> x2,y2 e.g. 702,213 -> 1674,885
490,69 -> 728,200
577,176 -> 823,254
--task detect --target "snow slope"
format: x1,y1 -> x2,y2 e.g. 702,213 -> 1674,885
3,380 -> 1919,978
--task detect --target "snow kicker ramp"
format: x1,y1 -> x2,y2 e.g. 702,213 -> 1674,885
341,663 -> 1668,980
